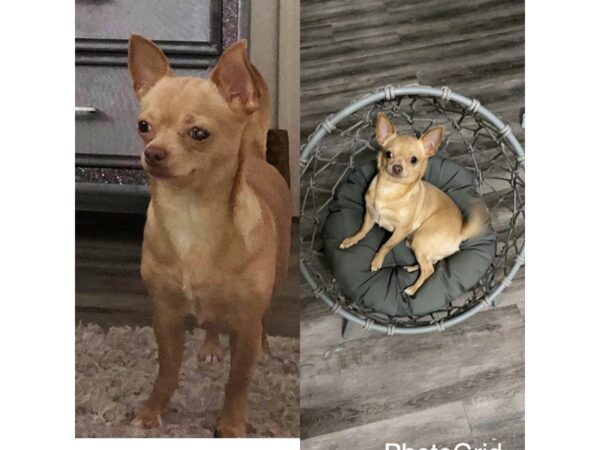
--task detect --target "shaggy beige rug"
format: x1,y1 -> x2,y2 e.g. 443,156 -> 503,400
75,323 -> 299,437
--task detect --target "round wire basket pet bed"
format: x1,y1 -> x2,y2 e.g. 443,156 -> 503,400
300,85 -> 525,335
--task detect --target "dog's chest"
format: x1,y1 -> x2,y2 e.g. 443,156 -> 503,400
161,201 -> 215,253
145,186 -> 270,323
366,190 -> 397,232
366,181 -> 417,233
368,201 -> 398,232
169,214 -> 209,258
154,200 -> 227,290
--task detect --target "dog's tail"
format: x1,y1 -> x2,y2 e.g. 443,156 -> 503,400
460,201 -> 489,242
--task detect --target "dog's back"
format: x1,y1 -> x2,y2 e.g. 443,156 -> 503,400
241,59 -> 290,285
243,155 -> 291,286
229,52 -> 290,286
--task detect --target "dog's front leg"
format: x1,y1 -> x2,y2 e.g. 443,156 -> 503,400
339,210 -> 375,249
216,321 -> 263,437
133,292 -> 187,428
370,227 -> 410,271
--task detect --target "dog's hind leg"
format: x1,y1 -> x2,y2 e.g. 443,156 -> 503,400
199,322 -> 223,364
403,252 -> 434,296
261,315 -> 270,356
216,319 -> 263,437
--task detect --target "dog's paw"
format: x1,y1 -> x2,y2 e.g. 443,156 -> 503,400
199,341 -> 223,365
132,408 -> 162,429
339,237 -> 357,249
404,285 -> 418,296
370,254 -> 385,272
216,418 -> 247,438
403,264 -> 419,273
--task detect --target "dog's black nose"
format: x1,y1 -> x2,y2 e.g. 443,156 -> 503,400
391,164 -> 403,175
144,146 -> 167,165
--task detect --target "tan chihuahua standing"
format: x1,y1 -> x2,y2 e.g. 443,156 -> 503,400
340,112 -> 484,296
127,35 -> 291,437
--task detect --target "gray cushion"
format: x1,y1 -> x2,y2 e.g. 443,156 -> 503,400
322,155 -> 496,317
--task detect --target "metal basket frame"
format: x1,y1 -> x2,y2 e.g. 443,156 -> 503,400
300,85 -> 525,335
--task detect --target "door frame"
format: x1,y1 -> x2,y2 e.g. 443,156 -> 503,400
248,0 -> 300,215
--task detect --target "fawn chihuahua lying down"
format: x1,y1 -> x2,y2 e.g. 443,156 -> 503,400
128,35 -> 291,437
340,112 -> 484,296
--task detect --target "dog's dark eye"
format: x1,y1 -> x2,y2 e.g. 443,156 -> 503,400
385,151 -> 393,159
410,156 -> 418,164
138,120 -> 150,133
190,127 -> 210,141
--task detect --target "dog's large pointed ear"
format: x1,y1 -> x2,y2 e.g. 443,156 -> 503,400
420,126 -> 445,157
210,40 -> 259,114
375,112 -> 396,146
128,34 -> 173,98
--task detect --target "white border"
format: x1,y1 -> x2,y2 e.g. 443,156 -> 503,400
526,0 -> 600,448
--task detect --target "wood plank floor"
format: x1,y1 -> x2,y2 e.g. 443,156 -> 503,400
300,270 -> 525,449
301,0 -> 525,142
300,0 -> 524,448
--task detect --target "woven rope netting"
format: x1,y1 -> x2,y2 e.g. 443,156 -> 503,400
300,88 -> 525,332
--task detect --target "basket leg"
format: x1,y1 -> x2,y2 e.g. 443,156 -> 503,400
341,317 -> 349,338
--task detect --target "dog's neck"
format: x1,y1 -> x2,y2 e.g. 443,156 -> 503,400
376,171 -> 423,201
147,147 -> 260,243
